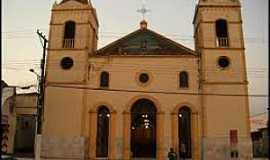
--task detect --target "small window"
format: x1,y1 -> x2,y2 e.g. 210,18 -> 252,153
60,57 -> 74,70
218,56 -> 230,69
216,19 -> 229,47
64,21 -> 75,39
139,73 -> 149,83
63,21 -> 76,48
100,71 -> 109,88
179,71 -> 189,88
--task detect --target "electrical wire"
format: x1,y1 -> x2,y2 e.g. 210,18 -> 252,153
45,83 -> 269,97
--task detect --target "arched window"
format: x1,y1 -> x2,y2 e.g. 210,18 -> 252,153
179,71 -> 189,88
178,107 -> 192,159
216,19 -> 229,47
96,106 -> 110,157
63,21 -> 76,48
100,71 -> 109,88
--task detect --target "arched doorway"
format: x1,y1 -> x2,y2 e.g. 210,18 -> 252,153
131,99 -> 157,158
96,106 -> 110,158
178,106 -> 192,159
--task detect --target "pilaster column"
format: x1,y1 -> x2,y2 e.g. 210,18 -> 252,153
171,113 -> 179,152
192,112 -> 200,160
123,111 -> 131,159
88,110 -> 97,159
109,111 -> 117,159
156,111 -> 165,160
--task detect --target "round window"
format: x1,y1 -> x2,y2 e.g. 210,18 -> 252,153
218,56 -> 230,68
139,73 -> 149,83
60,57 -> 74,70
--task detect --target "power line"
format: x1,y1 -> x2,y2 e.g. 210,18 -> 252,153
2,60 -> 268,70
47,84 -> 269,97
1,30 -> 268,41
2,31 -> 268,44
2,63 -> 268,77
2,66 -> 268,77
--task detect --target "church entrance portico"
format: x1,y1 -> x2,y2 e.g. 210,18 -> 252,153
131,99 -> 157,158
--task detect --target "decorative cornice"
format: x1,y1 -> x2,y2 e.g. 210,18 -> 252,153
199,20 -> 242,24
50,22 -> 91,25
197,5 -> 241,9
200,47 -> 245,50
46,82 -> 87,87
48,48 -> 88,51
201,81 -> 248,85
91,54 -> 198,58
52,8 -> 92,12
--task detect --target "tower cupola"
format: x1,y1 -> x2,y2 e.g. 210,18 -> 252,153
60,0 -> 89,4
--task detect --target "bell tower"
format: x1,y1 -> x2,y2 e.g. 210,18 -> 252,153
42,0 -> 99,159
46,0 -> 98,83
193,0 -> 252,159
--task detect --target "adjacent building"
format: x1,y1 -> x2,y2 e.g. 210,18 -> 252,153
1,80 -> 16,154
250,113 -> 269,158
1,80 -> 37,157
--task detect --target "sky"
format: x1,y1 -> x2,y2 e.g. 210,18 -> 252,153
2,0 -> 269,116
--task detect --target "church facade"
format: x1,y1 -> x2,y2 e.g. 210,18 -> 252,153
41,0 -> 252,159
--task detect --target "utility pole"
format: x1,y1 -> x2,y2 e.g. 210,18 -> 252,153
34,29 -> 48,160
36,29 -> 48,134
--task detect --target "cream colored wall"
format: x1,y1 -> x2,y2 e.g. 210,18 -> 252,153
43,87 -> 85,137
88,56 -> 199,93
201,50 -> 246,82
202,84 -> 249,136
200,8 -> 241,22
46,50 -> 88,83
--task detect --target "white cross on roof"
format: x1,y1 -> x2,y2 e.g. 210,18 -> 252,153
137,2 -> 150,20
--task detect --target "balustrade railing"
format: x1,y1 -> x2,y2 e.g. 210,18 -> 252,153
216,37 -> 229,47
63,39 -> 75,48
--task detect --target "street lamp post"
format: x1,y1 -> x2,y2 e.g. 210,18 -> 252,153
29,69 -> 42,133
29,68 -> 42,160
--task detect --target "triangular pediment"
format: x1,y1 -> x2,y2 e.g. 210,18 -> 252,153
97,29 -> 197,56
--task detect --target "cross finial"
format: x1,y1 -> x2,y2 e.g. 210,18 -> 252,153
137,1 -> 150,20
